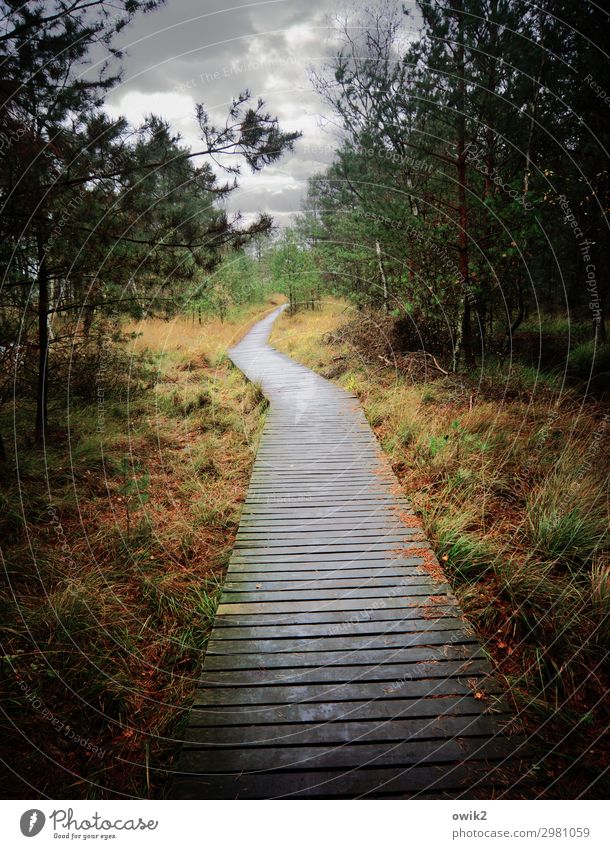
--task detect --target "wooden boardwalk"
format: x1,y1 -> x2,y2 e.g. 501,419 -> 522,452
171,306 -> 523,799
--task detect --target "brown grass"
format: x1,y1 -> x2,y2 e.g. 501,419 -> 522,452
129,297 -> 285,366
410,546 -> 448,585
0,304 -> 272,799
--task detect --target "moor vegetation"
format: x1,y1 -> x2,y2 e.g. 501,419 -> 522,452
0,0 -> 294,798
0,304 -> 277,797
271,300 -> 609,798
0,0 -> 608,801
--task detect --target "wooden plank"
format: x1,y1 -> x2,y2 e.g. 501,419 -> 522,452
237,521 -> 412,532
202,644 -> 484,670
226,557 -> 427,573
223,571 -> 426,587
170,760 -> 525,799
218,585 -> 448,604
242,494 -> 411,503
227,554 -> 432,566
234,530 -> 418,541
216,595 -> 456,616
223,573 -> 436,589
177,737 -> 523,773
209,618 -> 465,641
207,630 -> 475,655
232,541 -> 421,552
182,713 -> 512,746
250,471 -> 386,476
212,606 -> 461,627
193,677 -> 502,706
197,658 -> 490,686
187,693 -> 496,725
232,538 -> 421,551
171,306 -> 522,800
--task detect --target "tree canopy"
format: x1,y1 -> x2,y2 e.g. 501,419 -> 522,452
303,0 -> 609,368
0,0 -> 300,435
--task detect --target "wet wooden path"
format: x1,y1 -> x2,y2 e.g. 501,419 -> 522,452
171,306 -> 522,799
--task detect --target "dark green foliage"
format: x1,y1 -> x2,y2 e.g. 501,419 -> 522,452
267,229 -> 321,312
0,1 -> 300,436
302,0 -> 609,373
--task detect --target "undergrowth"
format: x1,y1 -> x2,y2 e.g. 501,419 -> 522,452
0,301 -> 276,798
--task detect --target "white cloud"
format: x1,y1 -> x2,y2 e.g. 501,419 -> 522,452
104,90 -> 201,150
283,22 -> 319,49
101,0 -> 345,228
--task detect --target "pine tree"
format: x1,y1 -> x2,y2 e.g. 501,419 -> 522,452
0,1 -> 300,437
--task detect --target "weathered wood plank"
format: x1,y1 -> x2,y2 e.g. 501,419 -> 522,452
182,713 -> 512,746
216,595 -> 456,615
226,556 -> 427,573
197,658 -> 490,686
192,676 -> 502,706
212,606 -> 462,628
171,305 -> 522,800
202,644 -> 484,670
223,572 -> 426,588
178,737 -> 523,773
234,531 -> 419,543
171,760 -> 525,799
187,693 -> 497,725
209,618 -> 464,641
218,584 -> 448,604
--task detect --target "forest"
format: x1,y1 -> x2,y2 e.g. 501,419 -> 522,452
0,0 -> 608,801
300,1 -> 607,374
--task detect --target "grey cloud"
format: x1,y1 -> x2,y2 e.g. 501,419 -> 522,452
103,0 -> 341,226
110,0 -> 333,95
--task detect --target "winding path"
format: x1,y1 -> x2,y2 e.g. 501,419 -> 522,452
171,306 -> 522,799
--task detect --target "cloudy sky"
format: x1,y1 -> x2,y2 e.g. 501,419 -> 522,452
101,0 -> 358,228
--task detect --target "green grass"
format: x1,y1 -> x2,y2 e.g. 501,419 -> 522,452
0,304 -> 270,799
568,339 -> 610,379
271,300 -> 610,798
526,491 -> 608,570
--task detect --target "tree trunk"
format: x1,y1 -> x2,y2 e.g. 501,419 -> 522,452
35,255 -> 50,441
479,125 -> 496,351
375,239 -> 389,314
454,0 -> 474,367
524,14 -> 546,198
504,280 -> 525,355
451,314 -> 462,372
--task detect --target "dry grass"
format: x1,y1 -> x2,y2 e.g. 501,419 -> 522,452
269,297 -> 349,363
0,304 -> 273,799
130,296 -> 285,366
271,301 -> 610,798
